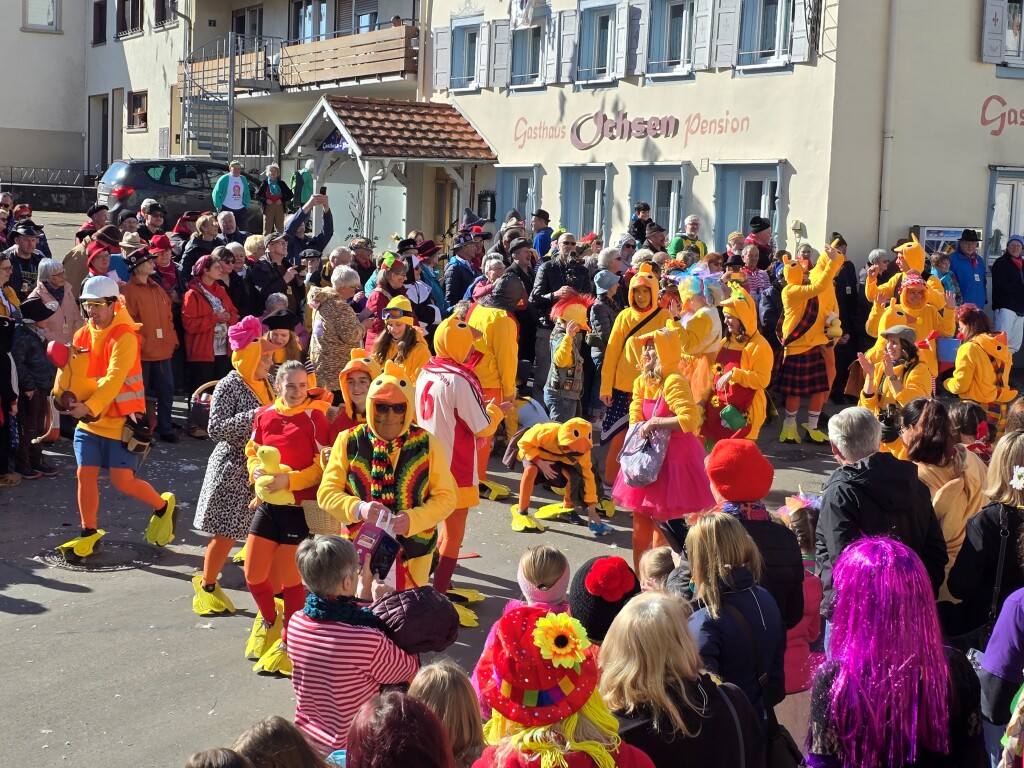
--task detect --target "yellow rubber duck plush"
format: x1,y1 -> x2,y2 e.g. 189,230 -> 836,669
254,445 -> 296,505
48,341 -> 98,415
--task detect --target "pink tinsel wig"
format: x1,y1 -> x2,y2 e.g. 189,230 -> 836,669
825,537 -> 949,768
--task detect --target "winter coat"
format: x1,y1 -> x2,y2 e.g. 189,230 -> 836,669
914,445 -> 989,602
443,255 -> 477,309
588,296 -> 619,359
947,502 -> 1024,634
784,560 -> 823,694
226,267 -> 261,319
284,208 -> 333,266
11,324 -> 55,393
180,236 -> 221,278
181,279 -> 239,362
249,257 -> 301,314
817,451 -> 947,616
5,248 -> 44,302
688,566 -> 786,716
29,281 -> 82,345
615,676 -> 765,768
950,247 -> 987,308
530,257 -> 592,329
308,287 -> 365,392
255,176 -> 294,208
122,278 -> 178,361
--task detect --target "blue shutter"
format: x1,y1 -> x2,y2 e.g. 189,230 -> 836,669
712,0 -> 740,67
560,168 -> 579,234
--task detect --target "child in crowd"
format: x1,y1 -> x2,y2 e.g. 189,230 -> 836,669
233,715 -> 329,768
950,398 -> 994,464
472,545 -> 571,717
569,555 -> 641,646
612,325 -> 715,572
287,535 -> 418,758
328,348 -> 379,440
409,660 -> 486,768
345,692 -> 456,768
931,251 -> 962,306
10,296 -> 57,478
184,750 -> 254,768
638,547 -> 675,593
543,291 -> 593,422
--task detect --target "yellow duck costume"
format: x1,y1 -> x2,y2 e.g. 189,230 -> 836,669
335,348 -> 381,430
945,330 -> 1018,439
865,234 -> 945,309
715,286 -> 773,440
375,295 -> 431,385
675,275 -> 723,404
510,417 -> 601,533
865,273 -> 955,378
318,361 -> 458,588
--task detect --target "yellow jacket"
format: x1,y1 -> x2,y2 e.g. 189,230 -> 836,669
859,360 -> 933,413
517,422 -> 598,504
781,255 -> 842,355
385,338 -> 430,386
77,306 -> 145,441
864,301 -> 955,377
467,304 -> 518,398
600,263 -> 669,397
866,271 -> 946,310
945,335 -> 1018,404
718,287 -> 772,440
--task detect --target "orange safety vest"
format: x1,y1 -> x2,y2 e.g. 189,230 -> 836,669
74,322 -> 146,418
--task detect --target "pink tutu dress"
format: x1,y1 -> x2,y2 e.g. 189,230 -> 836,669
612,396 -> 716,521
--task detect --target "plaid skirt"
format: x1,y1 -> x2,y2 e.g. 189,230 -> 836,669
776,347 -> 830,397
985,401 -> 1010,442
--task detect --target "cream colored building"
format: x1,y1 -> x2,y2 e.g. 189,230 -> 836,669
415,0 -> 1024,261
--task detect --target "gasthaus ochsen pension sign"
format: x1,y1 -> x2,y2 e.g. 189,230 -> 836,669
512,110 -> 751,151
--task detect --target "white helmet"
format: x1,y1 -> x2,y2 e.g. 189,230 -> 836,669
79,276 -> 120,301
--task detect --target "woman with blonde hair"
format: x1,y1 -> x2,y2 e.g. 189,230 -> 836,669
371,295 -> 429,384
600,592 -> 764,767
409,659 -> 485,768
686,513 -> 785,717
946,429 -> 1024,641
474,605 -> 654,768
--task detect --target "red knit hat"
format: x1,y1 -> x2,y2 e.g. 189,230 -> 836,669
475,606 -> 597,727
706,439 -> 774,502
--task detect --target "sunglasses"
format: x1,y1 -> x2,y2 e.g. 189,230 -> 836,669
622,243 -> 636,249
0,203 -> 10,210
222,257 -> 236,264
79,299 -> 115,308
382,307 -> 414,320
374,402 -> 407,415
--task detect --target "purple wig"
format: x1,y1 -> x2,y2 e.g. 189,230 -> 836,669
825,537 -> 949,768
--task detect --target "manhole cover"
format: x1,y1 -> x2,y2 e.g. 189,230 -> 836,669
36,540 -> 164,572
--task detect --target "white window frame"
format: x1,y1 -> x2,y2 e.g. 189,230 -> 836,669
127,90 -> 148,131
23,0 -> 61,33
987,0 -> 1024,66
737,0 -> 792,69
116,0 -> 143,38
579,173 -> 606,237
649,0 -> 696,76
577,1 -> 617,83
510,24 -> 544,87
450,15 -> 483,90
1008,0 -> 1024,62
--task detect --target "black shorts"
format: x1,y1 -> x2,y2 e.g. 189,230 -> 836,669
249,503 -> 310,545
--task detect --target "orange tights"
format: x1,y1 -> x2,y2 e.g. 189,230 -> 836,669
603,431 -> 626,487
77,465 -> 164,529
632,513 -> 669,573
202,535 -> 236,587
476,387 -> 503,482
438,508 -> 468,559
243,533 -> 304,629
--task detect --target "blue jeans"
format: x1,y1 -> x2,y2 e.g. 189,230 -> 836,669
543,391 -> 581,423
142,359 -> 176,436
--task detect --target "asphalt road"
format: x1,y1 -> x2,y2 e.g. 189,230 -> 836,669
0,211 -> 839,768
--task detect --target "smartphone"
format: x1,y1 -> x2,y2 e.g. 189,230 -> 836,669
319,186 -> 327,195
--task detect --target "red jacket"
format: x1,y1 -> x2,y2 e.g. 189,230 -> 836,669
182,278 -> 238,362
784,559 -> 824,694
473,745 -> 654,768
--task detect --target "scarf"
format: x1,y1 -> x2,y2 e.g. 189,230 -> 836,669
716,500 -> 771,521
1013,256 -> 1023,272
154,261 -> 178,292
48,284 -> 65,304
303,593 -> 386,629
369,431 -> 407,506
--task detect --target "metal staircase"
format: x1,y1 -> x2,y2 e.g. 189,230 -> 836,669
180,32 -> 282,171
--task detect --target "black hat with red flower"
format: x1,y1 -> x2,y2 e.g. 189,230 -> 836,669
568,556 -> 640,643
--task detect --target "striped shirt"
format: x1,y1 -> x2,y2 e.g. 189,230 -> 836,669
288,612 -> 418,755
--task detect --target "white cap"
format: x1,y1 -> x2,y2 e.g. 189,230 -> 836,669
80,276 -> 120,301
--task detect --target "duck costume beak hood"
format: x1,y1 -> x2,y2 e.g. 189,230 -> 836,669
339,348 -> 381,421
638,325 -> 683,370
556,417 -> 593,456
367,360 -> 414,437
895,234 -> 927,274
628,263 -> 658,311
228,316 -> 276,405
383,295 -> 416,327
434,315 -> 481,364
721,285 -> 758,336
782,252 -> 805,286
551,289 -> 595,332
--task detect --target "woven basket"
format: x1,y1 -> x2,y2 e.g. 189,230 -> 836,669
303,499 -> 347,536
187,380 -> 220,436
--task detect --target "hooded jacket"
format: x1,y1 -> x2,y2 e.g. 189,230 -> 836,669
866,236 -> 946,309
816,451 -> 947,615
944,332 -> 1018,404
780,252 -> 842,355
468,276 -> 524,399
914,445 -> 989,603
718,287 -> 772,440
517,418 -> 598,504
864,296 -> 954,377
600,265 -> 671,398
630,323 -> 702,435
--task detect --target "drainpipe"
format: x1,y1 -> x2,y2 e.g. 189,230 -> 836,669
877,0 -> 899,249
174,1 -> 192,156
173,0 -> 191,56
417,0 -> 431,101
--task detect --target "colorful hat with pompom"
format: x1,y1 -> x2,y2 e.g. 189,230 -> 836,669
568,556 -> 640,643
475,606 -> 597,727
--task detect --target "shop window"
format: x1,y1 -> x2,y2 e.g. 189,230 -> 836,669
560,167 -> 610,239
450,17 -> 483,88
92,1 -> 107,44
714,163 -> 782,251
128,91 -> 148,129
23,0 -> 60,32
496,167 -> 539,224
578,6 -> 615,81
649,0 -> 695,73
511,25 -> 543,85
983,0 -> 1024,65
630,165 -> 689,234
116,0 -> 142,36
737,0 -> 790,66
